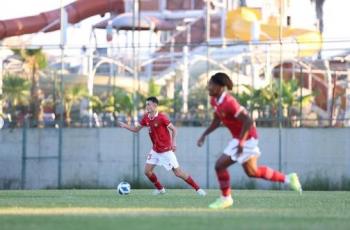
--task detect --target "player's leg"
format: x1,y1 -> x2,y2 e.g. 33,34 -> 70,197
145,150 -> 165,195
242,156 -> 302,193
208,154 -> 235,209
214,154 -> 235,197
159,151 -> 205,195
172,167 -> 206,196
144,163 -> 162,189
144,163 -> 166,194
242,156 -> 285,182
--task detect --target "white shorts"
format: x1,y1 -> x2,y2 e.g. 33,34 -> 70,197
223,138 -> 261,164
146,149 -> 180,171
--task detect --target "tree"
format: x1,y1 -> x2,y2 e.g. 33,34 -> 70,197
234,84 -> 276,120
147,78 -> 174,114
184,87 -> 208,125
113,88 -> 133,117
2,75 -> 30,127
12,48 -> 48,127
64,84 -> 88,126
148,78 -> 161,97
236,79 -> 314,127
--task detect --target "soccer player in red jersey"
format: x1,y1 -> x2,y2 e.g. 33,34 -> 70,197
118,96 -> 206,196
197,72 -> 302,209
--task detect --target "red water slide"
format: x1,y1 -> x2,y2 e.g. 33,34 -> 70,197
0,0 -> 125,40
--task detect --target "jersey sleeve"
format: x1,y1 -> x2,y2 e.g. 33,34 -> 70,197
161,114 -> 171,126
227,97 -> 244,117
139,114 -> 147,126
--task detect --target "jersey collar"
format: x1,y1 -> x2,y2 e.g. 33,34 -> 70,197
216,92 -> 226,105
148,111 -> 159,120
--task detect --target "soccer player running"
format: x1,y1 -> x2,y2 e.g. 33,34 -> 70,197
197,72 -> 302,209
118,96 -> 206,196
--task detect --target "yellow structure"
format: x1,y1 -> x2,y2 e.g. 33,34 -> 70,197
225,7 -> 322,57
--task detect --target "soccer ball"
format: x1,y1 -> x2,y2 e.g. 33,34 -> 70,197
117,181 -> 131,195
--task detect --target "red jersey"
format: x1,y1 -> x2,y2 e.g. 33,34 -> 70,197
210,93 -> 258,139
140,112 -> 173,153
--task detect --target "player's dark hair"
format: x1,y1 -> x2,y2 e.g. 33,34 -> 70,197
210,72 -> 233,90
146,96 -> 159,105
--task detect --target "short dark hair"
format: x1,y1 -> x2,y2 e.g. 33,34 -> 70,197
210,72 -> 233,90
146,96 -> 159,105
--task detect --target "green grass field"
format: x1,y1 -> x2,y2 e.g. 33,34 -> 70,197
0,189 -> 350,230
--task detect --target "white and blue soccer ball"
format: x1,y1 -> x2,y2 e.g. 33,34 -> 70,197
117,181 -> 131,195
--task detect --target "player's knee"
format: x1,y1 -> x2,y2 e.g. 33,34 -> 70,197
174,171 -> 181,178
246,170 -> 257,178
214,162 -> 225,171
173,169 -> 182,178
144,170 -> 152,177
214,165 -> 220,171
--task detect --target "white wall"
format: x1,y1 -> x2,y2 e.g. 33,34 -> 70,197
0,127 -> 349,189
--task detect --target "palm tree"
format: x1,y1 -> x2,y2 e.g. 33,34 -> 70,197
236,79 -> 314,127
147,78 -> 173,114
12,48 -> 48,127
2,75 -> 30,127
113,88 -> 133,117
64,84 -> 88,126
235,84 -> 275,119
89,94 -> 114,127
187,87 -> 208,124
89,95 -> 105,114
148,78 -> 161,97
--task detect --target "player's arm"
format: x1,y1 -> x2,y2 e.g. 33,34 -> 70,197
197,113 -> 221,147
167,123 -> 177,151
117,120 -> 143,133
235,108 -> 254,153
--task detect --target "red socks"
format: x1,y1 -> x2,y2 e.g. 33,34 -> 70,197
255,166 -> 285,183
216,169 -> 231,197
148,174 -> 201,191
147,173 -> 164,190
185,176 -> 200,191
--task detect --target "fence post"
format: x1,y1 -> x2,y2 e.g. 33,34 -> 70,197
21,118 -> 28,189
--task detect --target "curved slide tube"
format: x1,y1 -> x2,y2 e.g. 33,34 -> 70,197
0,0 -> 125,40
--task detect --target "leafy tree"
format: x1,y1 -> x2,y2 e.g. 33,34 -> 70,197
148,78 -> 161,97
266,80 -> 314,120
64,84 -> 88,126
111,88 -> 134,117
12,48 -> 48,127
234,83 -> 278,122
89,95 -> 105,114
147,78 -> 176,115
236,79 -> 314,127
2,75 -> 30,126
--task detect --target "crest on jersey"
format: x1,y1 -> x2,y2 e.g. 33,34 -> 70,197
154,122 -> 159,127
221,112 -> 226,117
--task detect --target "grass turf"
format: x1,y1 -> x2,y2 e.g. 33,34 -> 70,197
0,189 -> 350,230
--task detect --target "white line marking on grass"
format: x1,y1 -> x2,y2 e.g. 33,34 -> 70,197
0,207 -> 276,216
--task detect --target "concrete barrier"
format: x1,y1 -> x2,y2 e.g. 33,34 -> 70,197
0,127 -> 349,189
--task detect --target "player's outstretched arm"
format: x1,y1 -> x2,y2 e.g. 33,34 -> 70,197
117,120 -> 143,133
197,113 -> 221,147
